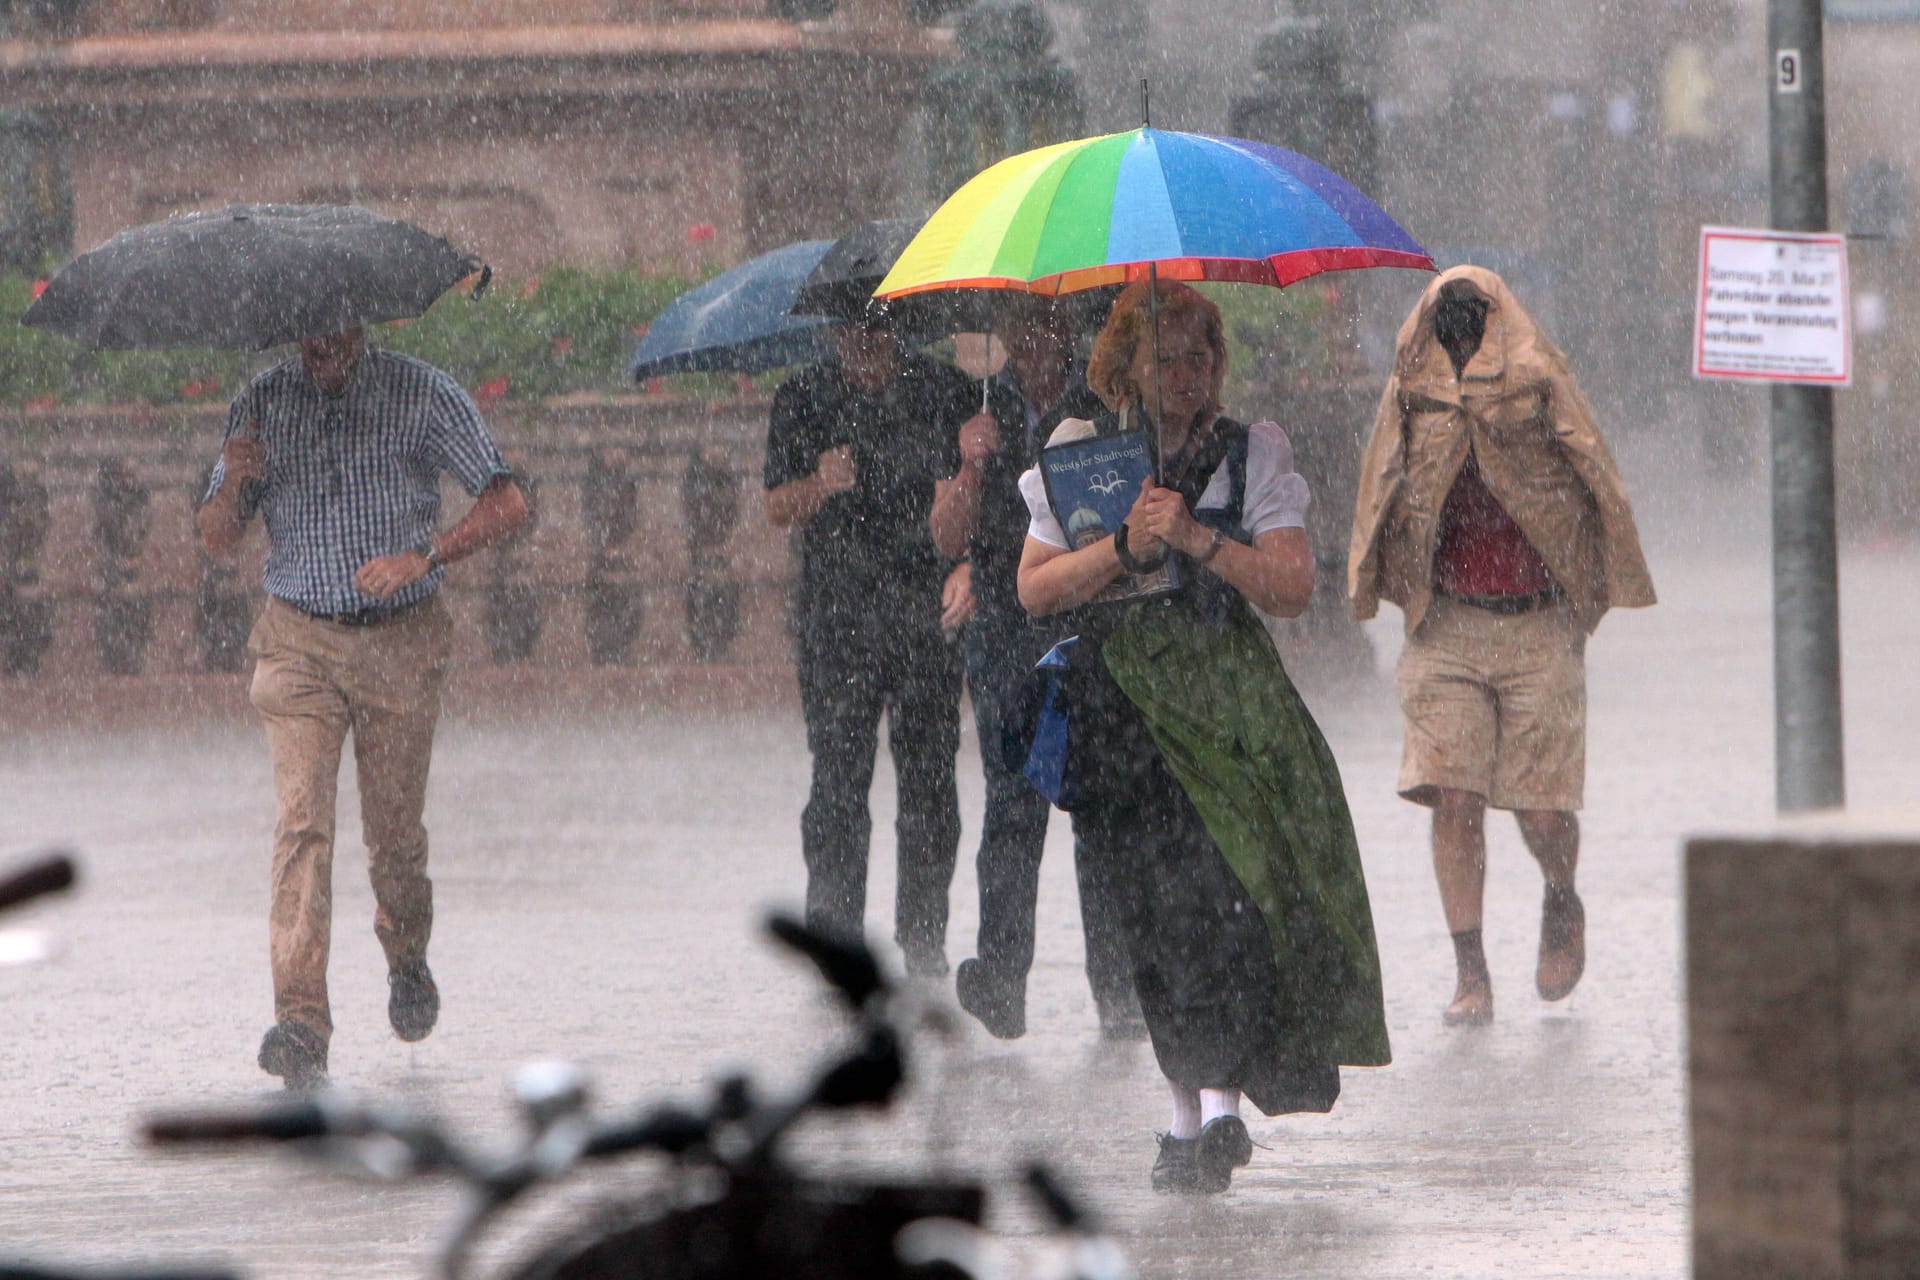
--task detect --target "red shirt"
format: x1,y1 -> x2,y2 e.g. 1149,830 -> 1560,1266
1432,452 -> 1554,597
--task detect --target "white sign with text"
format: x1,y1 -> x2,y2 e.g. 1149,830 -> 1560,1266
1694,226 -> 1851,385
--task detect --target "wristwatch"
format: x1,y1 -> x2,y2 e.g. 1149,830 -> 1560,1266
416,541 -> 441,570
1198,528 -> 1227,566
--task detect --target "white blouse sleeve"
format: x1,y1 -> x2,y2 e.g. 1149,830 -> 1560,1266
1018,418 -> 1100,549
1237,420 -> 1312,537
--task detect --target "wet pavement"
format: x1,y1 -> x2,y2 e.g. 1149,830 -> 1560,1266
3,487 -> 1918,1280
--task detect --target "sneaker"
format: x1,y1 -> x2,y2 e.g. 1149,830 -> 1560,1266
1197,1115 -> 1253,1190
388,960 -> 440,1042
258,1022 -> 328,1091
955,958 -> 1026,1039
1151,1132 -> 1226,1194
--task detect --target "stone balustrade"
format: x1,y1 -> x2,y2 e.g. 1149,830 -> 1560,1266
0,395 -> 795,690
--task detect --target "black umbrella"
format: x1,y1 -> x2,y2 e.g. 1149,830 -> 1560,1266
21,203 -> 487,350
790,217 -> 991,334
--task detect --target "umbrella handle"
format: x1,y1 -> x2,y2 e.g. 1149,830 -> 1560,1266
469,264 -> 493,302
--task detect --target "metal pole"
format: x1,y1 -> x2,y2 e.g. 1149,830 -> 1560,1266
1147,261 -> 1165,478
1768,0 -> 1845,811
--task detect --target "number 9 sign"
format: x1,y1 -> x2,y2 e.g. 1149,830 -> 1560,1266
1776,48 -> 1802,94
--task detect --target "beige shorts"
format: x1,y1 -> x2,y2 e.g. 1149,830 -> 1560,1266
1395,595 -> 1587,812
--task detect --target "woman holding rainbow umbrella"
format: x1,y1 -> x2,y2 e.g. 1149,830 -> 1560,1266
880,124 -> 1432,1194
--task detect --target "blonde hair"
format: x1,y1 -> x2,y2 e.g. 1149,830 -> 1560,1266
1085,278 -> 1227,414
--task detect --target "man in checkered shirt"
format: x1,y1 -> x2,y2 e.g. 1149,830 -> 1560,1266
199,327 -> 529,1090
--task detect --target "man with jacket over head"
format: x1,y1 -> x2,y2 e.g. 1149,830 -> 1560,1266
1350,267 -> 1655,1028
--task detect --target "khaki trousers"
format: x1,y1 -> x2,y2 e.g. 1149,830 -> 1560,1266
1395,595 -> 1587,812
248,596 -> 453,1043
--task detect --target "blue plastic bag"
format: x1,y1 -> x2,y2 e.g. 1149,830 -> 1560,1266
1019,637 -> 1079,810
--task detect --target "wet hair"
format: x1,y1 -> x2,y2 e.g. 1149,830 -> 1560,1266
1085,278 -> 1227,413
851,300 -> 896,333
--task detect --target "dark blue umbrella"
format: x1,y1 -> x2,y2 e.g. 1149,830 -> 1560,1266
631,223 -> 995,382
629,238 -> 836,381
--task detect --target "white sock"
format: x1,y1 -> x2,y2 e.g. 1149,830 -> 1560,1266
1168,1083 -> 1202,1139
1199,1087 -> 1241,1126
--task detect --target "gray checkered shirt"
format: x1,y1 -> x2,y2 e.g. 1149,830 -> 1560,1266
204,347 -> 512,615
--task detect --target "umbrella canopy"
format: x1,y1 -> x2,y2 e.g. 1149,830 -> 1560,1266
630,238 -> 838,381
791,218 -> 922,319
791,216 -> 993,334
875,127 -> 1433,299
22,203 -> 485,350
632,221 -> 992,382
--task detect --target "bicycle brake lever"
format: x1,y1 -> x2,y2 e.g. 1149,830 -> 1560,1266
764,912 -> 886,1009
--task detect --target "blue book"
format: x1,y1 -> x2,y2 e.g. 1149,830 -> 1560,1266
1037,428 -> 1179,604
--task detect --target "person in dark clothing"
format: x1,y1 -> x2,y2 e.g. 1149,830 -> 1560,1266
763,307 -> 980,976
929,293 -> 1143,1040
1018,280 -> 1389,1194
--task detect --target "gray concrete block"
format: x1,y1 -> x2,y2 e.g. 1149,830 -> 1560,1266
1688,822 -> 1920,1280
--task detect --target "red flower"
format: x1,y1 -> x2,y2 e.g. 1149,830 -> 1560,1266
645,377 -> 664,395
30,279 -> 49,300
477,375 -> 511,402
734,374 -> 756,395
631,322 -> 650,338
551,336 -> 574,355
519,275 -> 543,300
687,222 -> 717,245
23,395 -> 57,411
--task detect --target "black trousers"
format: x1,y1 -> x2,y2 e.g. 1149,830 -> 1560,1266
963,612 -> 1140,1027
798,613 -> 962,965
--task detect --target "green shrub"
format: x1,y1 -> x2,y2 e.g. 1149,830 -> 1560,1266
3,263 -> 1347,412
1,264 -> 704,409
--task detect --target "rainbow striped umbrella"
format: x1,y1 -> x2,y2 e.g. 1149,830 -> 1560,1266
875,127 -> 1432,300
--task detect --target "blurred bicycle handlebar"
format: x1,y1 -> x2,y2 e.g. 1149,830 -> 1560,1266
0,849 -> 78,915
140,912 -> 1128,1280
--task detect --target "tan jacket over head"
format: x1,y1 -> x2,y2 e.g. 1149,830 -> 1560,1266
1348,265 -> 1655,636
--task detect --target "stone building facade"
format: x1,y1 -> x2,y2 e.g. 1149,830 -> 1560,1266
0,0 -> 954,273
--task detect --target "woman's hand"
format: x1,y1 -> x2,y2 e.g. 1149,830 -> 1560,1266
1120,486 -> 1164,558
1134,483 -> 1211,558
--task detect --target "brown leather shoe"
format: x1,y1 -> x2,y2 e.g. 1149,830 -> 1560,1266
1537,886 -> 1586,1001
1442,977 -> 1493,1026
258,1021 -> 329,1090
